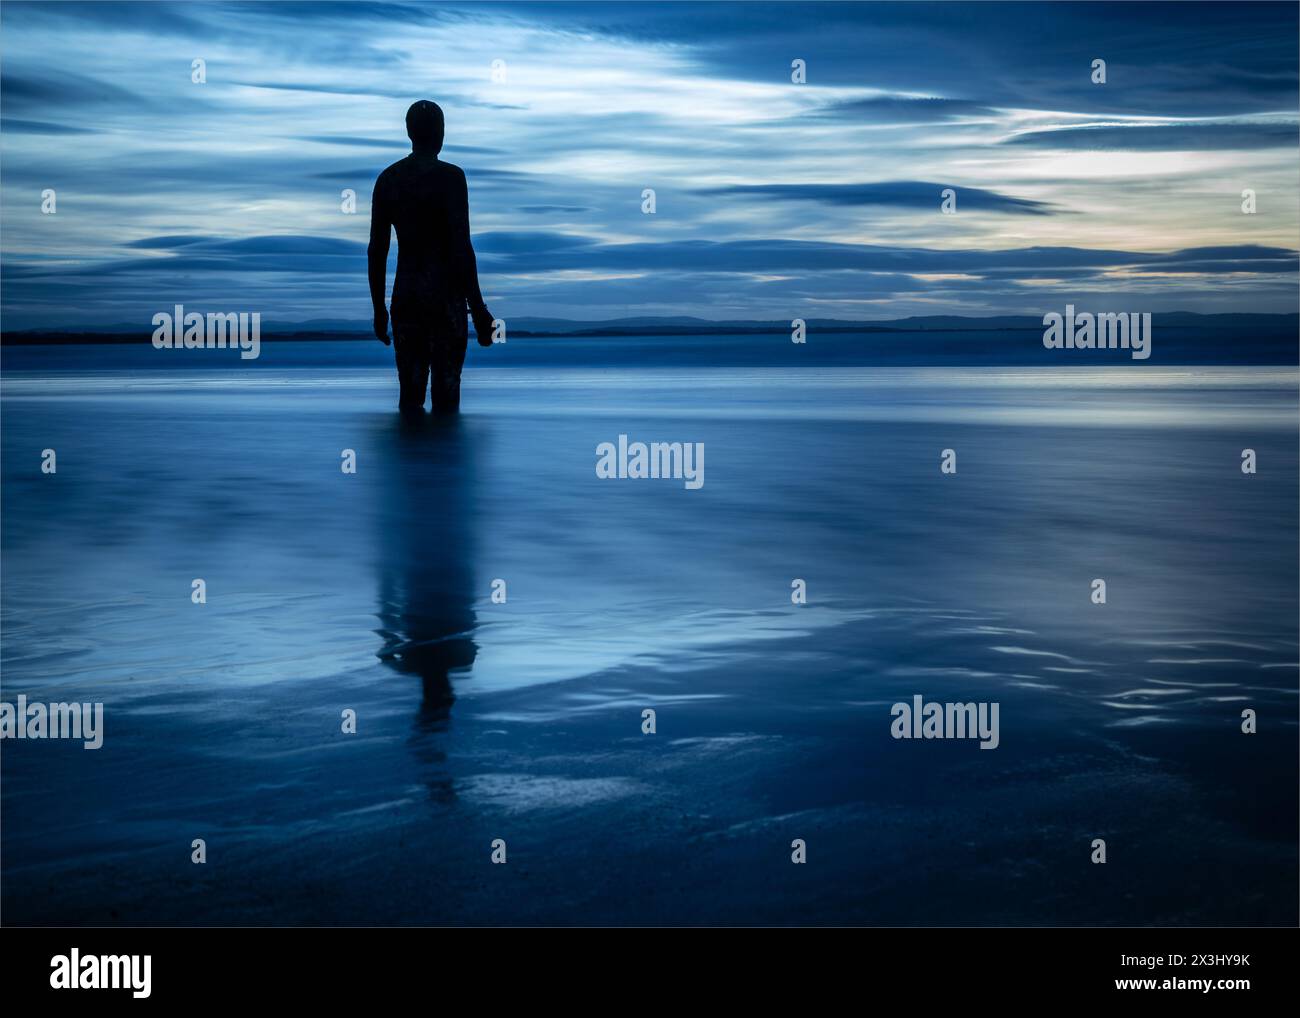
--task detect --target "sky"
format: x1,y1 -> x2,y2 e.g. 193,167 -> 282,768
1,0 -> 1297,328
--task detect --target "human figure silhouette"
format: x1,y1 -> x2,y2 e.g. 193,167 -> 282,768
369,100 -> 495,414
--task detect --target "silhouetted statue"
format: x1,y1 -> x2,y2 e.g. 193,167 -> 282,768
369,100 -> 495,414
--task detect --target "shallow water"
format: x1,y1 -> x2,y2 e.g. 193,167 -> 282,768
2,341 -> 1296,925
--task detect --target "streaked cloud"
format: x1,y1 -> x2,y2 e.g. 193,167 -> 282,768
0,0 -> 1296,327
700,182 -> 1055,214
1004,120 -> 1299,151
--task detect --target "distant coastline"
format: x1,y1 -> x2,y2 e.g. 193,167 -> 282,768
3,313 -> 1296,366
4,312 -> 1296,341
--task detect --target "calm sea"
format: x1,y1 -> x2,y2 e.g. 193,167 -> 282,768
2,338 -> 1296,924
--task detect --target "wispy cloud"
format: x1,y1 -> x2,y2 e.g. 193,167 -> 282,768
700,182 -> 1055,214
1,0 -> 1296,327
1004,120 -> 1299,151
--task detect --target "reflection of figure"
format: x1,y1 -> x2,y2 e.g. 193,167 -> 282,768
368,100 -> 497,415
375,416 -> 478,731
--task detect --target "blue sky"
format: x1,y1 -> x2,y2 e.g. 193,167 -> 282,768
1,0 -> 1297,327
